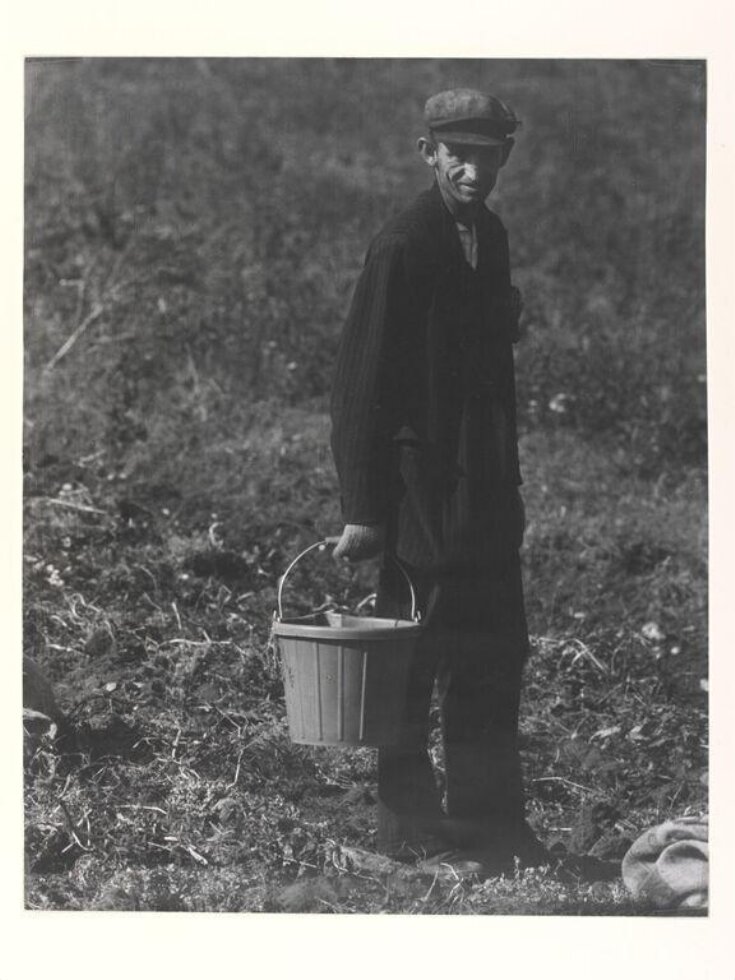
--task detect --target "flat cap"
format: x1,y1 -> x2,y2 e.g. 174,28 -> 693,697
424,88 -> 519,146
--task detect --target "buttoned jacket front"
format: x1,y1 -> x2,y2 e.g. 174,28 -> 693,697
331,181 -> 523,573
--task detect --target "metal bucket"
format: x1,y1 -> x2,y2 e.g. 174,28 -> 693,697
272,540 -> 423,747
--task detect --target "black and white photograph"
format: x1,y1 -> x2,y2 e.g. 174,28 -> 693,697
21,53 -> 711,923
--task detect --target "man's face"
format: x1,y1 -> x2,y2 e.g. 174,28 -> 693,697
419,138 -> 510,216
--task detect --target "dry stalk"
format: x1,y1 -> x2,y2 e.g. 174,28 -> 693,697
44,302 -> 105,373
421,870 -> 440,903
569,639 -> 607,674
185,844 -> 209,866
134,565 -> 158,591
117,804 -> 168,815
227,747 -> 246,790
68,592 -> 103,618
68,691 -> 138,720
46,642 -> 76,653
213,706 -> 243,735
38,497 -> 107,516
57,799 -> 93,852
226,735 -> 259,789
142,592 -> 163,612
533,776 -> 593,794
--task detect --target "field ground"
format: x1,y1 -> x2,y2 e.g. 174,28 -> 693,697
23,413 -> 707,914
23,58 -> 707,914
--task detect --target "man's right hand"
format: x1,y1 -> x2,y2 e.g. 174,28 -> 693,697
332,524 -> 385,561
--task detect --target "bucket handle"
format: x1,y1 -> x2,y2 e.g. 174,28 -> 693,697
276,538 -> 420,623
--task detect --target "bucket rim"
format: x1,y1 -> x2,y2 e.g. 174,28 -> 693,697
273,615 -> 424,642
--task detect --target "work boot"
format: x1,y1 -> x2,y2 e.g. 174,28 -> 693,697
507,821 -> 553,868
438,817 -> 552,868
416,847 -> 513,880
555,852 -> 621,882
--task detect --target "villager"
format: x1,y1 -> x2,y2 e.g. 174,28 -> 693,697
330,88 -> 549,874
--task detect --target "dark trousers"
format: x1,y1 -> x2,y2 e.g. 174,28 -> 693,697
374,556 -> 529,856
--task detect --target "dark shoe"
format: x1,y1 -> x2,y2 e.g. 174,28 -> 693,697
439,818 -> 552,868
379,816 -> 552,870
506,821 -> 553,868
416,847 -> 513,880
555,852 -> 621,883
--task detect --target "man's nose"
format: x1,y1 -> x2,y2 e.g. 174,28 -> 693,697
462,158 -> 482,181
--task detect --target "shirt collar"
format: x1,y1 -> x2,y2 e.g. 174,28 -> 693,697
455,220 -> 479,270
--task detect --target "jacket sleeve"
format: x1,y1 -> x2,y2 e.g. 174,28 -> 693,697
486,214 -> 524,487
500,223 -> 524,488
330,234 -> 411,525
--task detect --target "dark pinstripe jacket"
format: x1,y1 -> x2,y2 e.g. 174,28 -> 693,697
331,181 -> 523,573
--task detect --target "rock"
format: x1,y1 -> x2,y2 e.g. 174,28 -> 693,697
23,657 -> 64,723
84,625 -> 116,659
589,832 -> 633,861
273,876 -> 342,913
92,884 -> 139,912
23,708 -> 58,765
588,881 -> 614,900
23,707 -> 56,735
212,796 -> 242,826
568,801 -> 620,854
330,845 -> 405,877
340,784 -> 376,807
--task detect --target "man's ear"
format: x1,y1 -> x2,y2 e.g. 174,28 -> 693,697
500,138 -> 515,168
417,136 -> 437,168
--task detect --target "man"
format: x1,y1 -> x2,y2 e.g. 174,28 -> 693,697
330,88 -> 547,874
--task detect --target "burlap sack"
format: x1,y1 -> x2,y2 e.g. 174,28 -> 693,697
622,815 -> 708,909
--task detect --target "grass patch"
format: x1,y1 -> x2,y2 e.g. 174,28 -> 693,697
24,58 -> 707,914
24,413 -> 707,914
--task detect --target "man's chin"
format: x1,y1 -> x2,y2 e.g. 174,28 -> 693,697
437,181 -> 485,217
457,191 -> 486,210
458,197 -> 485,215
